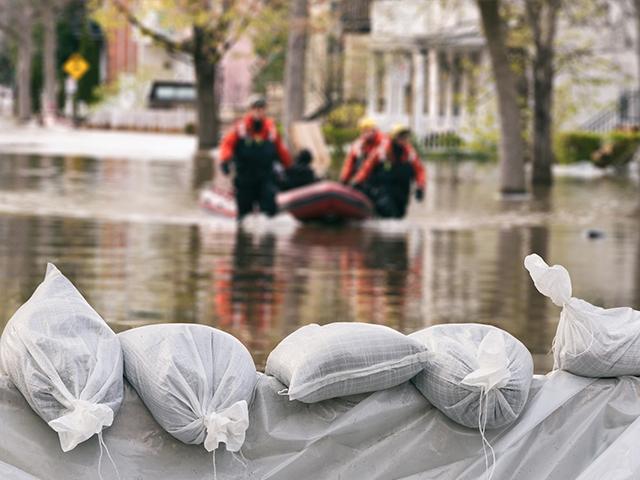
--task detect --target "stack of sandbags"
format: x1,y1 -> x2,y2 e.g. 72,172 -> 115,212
0,264 -> 123,452
266,322 -> 429,403
525,253 -> 640,377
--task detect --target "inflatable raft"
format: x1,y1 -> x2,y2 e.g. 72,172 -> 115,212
200,181 -> 373,222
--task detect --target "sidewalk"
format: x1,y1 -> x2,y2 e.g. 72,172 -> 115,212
0,120 -> 200,162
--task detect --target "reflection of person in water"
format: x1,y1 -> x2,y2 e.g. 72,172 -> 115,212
213,230 -> 283,361
290,226 -> 423,330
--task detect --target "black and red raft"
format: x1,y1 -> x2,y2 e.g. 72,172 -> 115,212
200,181 -> 373,223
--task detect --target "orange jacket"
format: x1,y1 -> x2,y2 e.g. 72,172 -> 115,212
340,130 -> 385,183
219,115 -> 292,168
353,139 -> 426,188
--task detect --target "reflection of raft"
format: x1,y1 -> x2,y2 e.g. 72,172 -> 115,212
200,181 -> 373,223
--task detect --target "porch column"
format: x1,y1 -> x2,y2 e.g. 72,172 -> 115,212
412,49 -> 424,134
428,49 -> 438,121
384,51 -> 394,117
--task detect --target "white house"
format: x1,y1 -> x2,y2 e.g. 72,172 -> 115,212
368,0 -> 639,141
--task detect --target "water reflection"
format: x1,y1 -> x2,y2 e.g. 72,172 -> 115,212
203,226 -> 424,368
1,152 -> 640,372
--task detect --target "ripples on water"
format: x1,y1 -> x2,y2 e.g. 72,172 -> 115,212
0,153 -> 639,372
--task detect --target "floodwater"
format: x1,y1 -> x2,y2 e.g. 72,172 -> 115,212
1,152 -> 639,372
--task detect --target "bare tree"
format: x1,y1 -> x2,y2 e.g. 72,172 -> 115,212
526,0 -> 561,186
283,0 -> 309,140
476,0 -> 526,194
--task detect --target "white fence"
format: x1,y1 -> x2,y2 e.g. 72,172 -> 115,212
86,108 -> 197,132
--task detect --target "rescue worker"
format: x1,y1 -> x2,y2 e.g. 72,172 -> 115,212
280,149 -> 318,191
339,117 -> 385,185
352,124 -> 426,219
219,96 -> 292,220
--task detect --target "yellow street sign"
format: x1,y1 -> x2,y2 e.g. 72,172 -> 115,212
63,53 -> 89,81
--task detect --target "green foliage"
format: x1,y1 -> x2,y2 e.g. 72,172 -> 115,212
251,0 -> 288,93
321,103 -> 365,177
322,102 -> 365,146
463,108 -> 499,161
554,131 -> 602,164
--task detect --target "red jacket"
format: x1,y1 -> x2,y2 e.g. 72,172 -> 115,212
219,115 -> 292,168
340,130 -> 385,183
353,139 -> 426,188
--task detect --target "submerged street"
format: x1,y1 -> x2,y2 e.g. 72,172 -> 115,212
1,131 -> 639,372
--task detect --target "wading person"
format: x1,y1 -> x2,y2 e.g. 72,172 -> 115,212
352,124 -> 426,219
339,117 -> 385,186
219,96 -> 292,220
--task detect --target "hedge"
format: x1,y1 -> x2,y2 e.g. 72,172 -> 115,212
555,130 -> 640,167
554,131 -> 602,165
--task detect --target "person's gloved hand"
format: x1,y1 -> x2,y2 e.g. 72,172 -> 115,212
221,161 -> 231,176
415,188 -> 424,202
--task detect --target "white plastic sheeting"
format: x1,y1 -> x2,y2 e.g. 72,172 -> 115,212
266,322 -> 428,402
410,324 -> 533,429
525,253 -> 640,377
2,371 -> 640,479
0,264 -> 123,453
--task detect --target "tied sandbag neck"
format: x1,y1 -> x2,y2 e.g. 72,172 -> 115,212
48,399 -> 120,479
48,398 -> 114,452
460,330 -> 511,480
524,254 -> 595,361
203,401 -> 250,480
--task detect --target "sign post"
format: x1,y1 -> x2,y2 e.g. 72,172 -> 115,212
63,53 -> 90,125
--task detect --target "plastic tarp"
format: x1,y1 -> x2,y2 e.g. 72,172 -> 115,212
2,371 -> 640,480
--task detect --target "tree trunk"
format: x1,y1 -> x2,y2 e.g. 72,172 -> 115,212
42,2 -> 58,119
527,0 -> 560,186
17,5 -> 34,123
283,0 -> 309,140
476,0 -> 526,194
193,26 -> 220,151
634,0 -> 640,92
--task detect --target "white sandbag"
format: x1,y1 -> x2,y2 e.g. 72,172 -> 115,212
410,324 -> 533,429
525,253 -> 640,377
119,324 -> 257,454
265,322 -> 428,403
0,263 -> 123,452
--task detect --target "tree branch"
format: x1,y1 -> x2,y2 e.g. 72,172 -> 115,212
218,0 -> 263,55
110,0 -> 193,54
